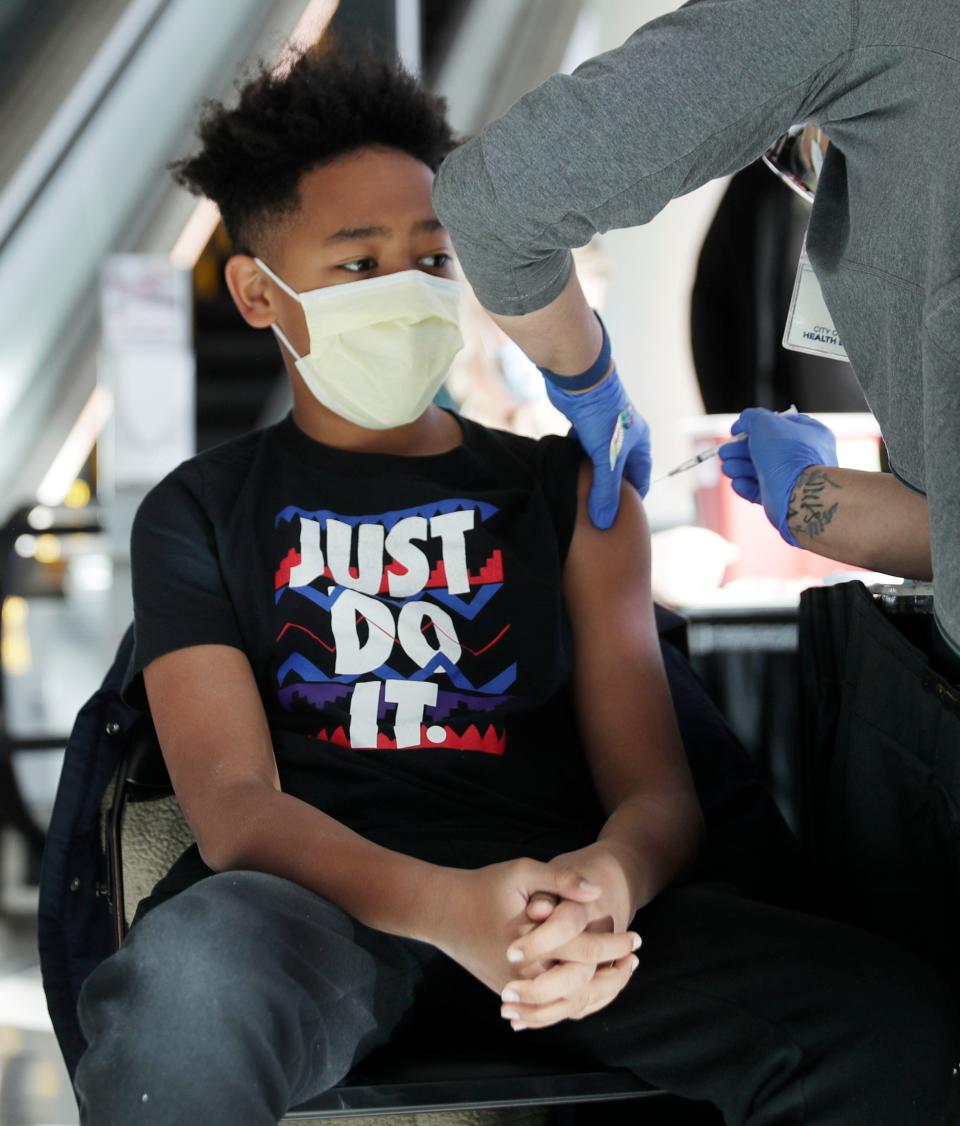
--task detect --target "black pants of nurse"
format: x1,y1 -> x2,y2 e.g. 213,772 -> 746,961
73,644 -> 960,1126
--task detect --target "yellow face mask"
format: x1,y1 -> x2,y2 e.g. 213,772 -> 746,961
255,259 -> 464,430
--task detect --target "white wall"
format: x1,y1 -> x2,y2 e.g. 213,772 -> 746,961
586,0 -> 728,529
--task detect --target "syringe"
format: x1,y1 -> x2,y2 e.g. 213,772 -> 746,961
651,405 -> 799,485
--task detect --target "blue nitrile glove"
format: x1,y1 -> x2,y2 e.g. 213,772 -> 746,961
540,317 -> 651,529
718,407 -> 838,545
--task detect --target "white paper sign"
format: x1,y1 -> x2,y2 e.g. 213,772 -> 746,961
98,255 -> 195,494
101,255 -> 192,346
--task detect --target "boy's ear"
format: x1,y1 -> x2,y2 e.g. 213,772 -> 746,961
224,254 -> 276,329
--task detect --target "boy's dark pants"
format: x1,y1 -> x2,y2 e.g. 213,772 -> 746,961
73,646 -> 960,1125
74,870 -> 958,1126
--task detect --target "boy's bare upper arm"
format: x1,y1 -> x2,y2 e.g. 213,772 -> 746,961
143,645 -> 280,859
562,463 -> 693,814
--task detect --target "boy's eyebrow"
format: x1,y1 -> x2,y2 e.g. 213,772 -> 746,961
326,225 -> 390,242
325,219 -> 446,243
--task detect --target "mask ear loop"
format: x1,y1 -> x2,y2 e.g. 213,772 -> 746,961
269,321 -> 302,362
253,256 -> 304,361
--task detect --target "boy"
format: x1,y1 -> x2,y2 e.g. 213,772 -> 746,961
74,50 -> 958,1125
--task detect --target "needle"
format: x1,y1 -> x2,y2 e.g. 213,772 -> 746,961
650,405 -> 799,487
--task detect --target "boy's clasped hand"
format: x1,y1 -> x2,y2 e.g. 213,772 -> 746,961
427,844 -> 642,1032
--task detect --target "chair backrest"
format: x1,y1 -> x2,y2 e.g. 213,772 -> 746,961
101,722 -> 186,941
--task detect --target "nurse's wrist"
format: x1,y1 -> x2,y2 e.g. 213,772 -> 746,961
538,312 -> 612,393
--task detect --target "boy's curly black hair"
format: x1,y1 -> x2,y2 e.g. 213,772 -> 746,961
170,47 -> 457,255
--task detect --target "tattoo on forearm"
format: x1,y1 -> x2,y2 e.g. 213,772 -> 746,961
787,468 -> 843,539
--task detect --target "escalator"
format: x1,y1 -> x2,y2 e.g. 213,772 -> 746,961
0,0 -> 135,198
0,0 -> 314,518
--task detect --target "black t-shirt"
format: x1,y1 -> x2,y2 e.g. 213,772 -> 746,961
124,412 -> 607,899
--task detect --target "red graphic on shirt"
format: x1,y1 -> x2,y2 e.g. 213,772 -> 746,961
311,722 -> 506,755
275,547 -> 504,593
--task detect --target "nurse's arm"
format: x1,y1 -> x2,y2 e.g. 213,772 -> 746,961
489,268 -> 603,377
787,467 -> 932,580
432,0 -> 855,373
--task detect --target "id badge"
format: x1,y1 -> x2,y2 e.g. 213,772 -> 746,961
783,243 -> 849,362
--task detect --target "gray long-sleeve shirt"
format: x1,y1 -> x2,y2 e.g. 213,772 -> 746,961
433,0 -> 960,654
